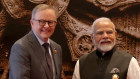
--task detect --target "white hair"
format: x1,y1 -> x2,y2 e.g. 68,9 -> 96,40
91,17 -> 116,33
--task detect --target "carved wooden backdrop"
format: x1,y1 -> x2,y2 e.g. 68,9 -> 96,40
0,0 -> 140,79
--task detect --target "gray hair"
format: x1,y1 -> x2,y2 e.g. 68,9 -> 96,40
31,4 -> 57,19
91,17 -> 116,33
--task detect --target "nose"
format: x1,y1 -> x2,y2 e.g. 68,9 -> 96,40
44,22 -> 49,28
102,32 -> 108,39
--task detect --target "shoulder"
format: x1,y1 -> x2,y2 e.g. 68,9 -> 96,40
50,39 -> 61,47
11,31 -> 35,52
11,34 -> 29,52
115,49 -> 132,58
13,31 -> 36,46
79,50 -> 96,62
80,53 -> 89,61
13,34 -> 29,47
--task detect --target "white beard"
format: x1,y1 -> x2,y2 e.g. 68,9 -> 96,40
94,39 -> 115,53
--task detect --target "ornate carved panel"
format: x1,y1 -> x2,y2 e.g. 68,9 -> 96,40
59,0 -> 140,65
0,0 -> 140,79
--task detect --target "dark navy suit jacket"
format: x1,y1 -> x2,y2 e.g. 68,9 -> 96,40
9,31 -> 62,79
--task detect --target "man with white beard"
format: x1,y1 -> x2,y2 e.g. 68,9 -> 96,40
72,17 -> 140,79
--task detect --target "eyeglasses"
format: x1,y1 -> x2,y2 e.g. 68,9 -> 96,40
33,19 -> 57,27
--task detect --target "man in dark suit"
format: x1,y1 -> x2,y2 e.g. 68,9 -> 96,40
9,4 -> 62,79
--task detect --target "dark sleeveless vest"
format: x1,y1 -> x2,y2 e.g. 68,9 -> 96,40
80,47 -> 132,79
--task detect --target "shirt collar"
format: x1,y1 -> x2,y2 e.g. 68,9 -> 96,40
33,32 -> 50,45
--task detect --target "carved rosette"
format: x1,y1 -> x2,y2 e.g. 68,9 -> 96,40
1,0 -> 70,25
1,0 -> 31,20
59,11 -> 95,61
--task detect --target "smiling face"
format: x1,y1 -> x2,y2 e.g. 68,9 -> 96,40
92,20 -> 117,53
30,9 -> 57,42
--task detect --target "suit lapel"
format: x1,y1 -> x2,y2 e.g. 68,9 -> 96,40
27,31 -> 51,79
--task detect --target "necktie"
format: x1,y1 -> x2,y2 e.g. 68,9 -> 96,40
43,43 -> 53,79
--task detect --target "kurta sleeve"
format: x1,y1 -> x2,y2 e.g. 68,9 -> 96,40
72,60 -> 80,79
127,57 -> 140,79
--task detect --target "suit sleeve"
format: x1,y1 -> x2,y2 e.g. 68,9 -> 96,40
9,43 -> 31,79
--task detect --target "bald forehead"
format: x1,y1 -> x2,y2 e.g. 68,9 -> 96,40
96,20 -> 114,27
93,20 -> 115,32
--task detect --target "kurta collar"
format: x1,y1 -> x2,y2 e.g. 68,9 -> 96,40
96,46 -> 117,57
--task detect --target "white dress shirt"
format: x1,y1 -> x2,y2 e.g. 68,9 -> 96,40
72,57 -> 140,79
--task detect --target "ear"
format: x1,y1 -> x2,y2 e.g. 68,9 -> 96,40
90,33 -> 93,39
115,31 -> 117,37
30,20 -> 33,28
90,33 -> 94,43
